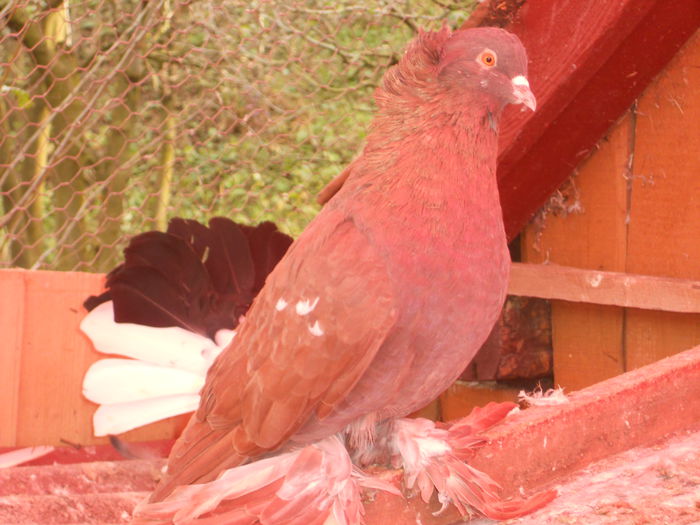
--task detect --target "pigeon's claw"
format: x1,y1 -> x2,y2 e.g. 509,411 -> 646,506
389,402 -> 556,520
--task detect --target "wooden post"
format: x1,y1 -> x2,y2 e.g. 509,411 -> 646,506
521,113 -> 631,390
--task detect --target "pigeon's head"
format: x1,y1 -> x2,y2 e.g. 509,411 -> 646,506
437,27 -> 536,111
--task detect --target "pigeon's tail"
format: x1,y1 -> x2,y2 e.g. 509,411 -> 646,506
131,435 -> 399,525
80,218 -> 292,436
390,402 -> 556,520
84,217 -> 293,339
80,301 -> 233,435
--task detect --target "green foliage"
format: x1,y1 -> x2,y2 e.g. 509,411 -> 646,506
0,0 -> 476,270
157,0 -> 476,236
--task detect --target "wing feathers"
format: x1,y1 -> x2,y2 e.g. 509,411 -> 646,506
154,213 -> 398,499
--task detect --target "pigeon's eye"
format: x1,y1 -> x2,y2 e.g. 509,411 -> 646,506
478,51 -> 497,67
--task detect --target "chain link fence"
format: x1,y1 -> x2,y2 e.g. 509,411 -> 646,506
1,0 -> 476,272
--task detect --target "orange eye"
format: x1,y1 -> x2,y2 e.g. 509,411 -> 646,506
479,51 -> 497,67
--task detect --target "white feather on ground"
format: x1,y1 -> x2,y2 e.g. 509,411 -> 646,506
518,387 -> 569,407
0,446 -> 55,469
80,301 -> 235,436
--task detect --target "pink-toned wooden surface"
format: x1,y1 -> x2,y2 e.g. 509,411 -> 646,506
470,345 -> 700,497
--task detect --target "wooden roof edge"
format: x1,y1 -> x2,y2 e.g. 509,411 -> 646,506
461,0 -> 700,240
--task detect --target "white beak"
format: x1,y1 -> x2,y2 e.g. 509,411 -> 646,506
511,75 -> 536,111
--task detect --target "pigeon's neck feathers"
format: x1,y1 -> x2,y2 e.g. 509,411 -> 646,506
334,26 -> 506,260
350,95 -> 502,234
372,27 -> 500,132
364,118 -> 503,244
361,26 -> 502,205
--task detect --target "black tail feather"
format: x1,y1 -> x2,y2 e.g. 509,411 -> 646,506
85,218 -> 293,340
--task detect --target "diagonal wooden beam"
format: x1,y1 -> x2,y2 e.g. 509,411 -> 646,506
466,0 -> 700,239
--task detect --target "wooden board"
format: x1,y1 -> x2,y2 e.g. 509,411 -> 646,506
521,113 -> 632,390
13,270 -> 103,446
521,30 -> 700,389
509,263 -> 700,313
624,30 -> 700,368
440,381 -> 521,422
0,271 -> 25,445
0,269 -> 188,447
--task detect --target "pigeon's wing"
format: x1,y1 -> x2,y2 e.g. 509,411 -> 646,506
317,162 -> 354,205
152,208 -> 398,500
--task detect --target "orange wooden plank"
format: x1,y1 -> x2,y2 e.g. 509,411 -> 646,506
521,112 -> 632,390
440,381 -> 520,421
15,270 -> 105,446
550,303 -> 625,391
625,30 -> 700,369
409,399 -> 440,421
0,270 -> 26,445
8,270 -> 188,446
509,263 -> 700,313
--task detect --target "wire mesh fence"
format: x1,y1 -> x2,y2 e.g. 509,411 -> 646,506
1,0 -> 476,272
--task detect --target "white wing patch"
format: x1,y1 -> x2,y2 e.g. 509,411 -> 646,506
275,298 -> 289,311
308,320 -> 324,337
296,297 -> 320,316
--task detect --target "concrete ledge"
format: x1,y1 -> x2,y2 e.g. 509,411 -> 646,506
0,459 -> 162,497
0,492 -> 146,524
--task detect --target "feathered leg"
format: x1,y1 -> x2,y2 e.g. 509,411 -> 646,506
387,402 -> 556,520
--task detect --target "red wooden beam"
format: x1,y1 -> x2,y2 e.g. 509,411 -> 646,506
367,344 -> 700,522
471,0 -> 700,239
469,344 -> 700,497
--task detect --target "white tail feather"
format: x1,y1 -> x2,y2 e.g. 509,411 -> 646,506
214,328 -> 236,349
83,358 -> 205,404
0,446 -> 54,469
80,301 -> 217,374
92,394 -> 200,436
